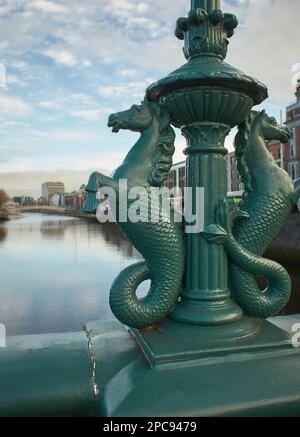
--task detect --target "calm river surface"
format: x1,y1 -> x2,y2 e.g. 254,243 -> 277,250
0,213 -> 299,336
0,214 -> 141,336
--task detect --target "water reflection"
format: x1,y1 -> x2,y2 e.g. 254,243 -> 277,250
0,214 -> 140,336
0,226 -> 7,242
97,221 -> 137,258
40,220 -> 67,240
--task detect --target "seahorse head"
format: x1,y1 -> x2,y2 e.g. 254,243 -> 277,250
234,111 -> 291,193
258,110 -> 290,144
108,99 -> 175,187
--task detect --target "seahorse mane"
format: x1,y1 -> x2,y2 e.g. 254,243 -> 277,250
147,101 -> 176,187
234,111 -> 259,193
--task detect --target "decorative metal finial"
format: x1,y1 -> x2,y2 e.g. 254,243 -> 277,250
175,0 -> 238,60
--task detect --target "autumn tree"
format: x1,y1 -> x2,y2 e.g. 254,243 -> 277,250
0,190 -> 9,207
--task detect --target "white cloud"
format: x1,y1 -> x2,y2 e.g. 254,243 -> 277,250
38,100 -> 58,109
43,49 -> 78,67
37,93 -> 112,123
28,0 -> 67,14
9,61 -> 29,70
83,59 -> 92,67
0,95 -> 32,118
136,3 -> 150,14
0,120 -> 30,129
99,79 -> 154,99
120,69 -> 137,77
29,127 -> 100,143
6,74 -> 26,87
71,108 -> 113,121
43,48 -> 92,68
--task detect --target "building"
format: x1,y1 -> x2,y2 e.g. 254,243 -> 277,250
62,185 -> 87,211
227,151 -> 243,194
12,196 -> 35,206
41,182 -> 65,203
49,193 -> 63,207
268,140 -> 284,169
285,80 -> 300,181
165,161 -> 186,194
268,80 -> 300,180
165,154 -> 243,207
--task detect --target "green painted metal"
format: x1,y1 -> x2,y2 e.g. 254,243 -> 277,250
1,318 -> 300,417
0,331 -> 96,417
84,101 -> 185,328
212,112 -> 298,317
1,0 -> 300,418
80,320 -> 300,417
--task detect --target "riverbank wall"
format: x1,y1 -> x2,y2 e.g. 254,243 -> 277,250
19,206 -> 96,220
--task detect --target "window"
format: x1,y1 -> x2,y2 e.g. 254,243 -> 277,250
278,147 -> 282,160
289,162 -> 299,181
179,167 -> 185,192
166,170 -> 176,189
290,128 -> 297,158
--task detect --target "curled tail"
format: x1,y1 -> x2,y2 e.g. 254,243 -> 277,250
226,236 -> 291,317
110,261 -> 181,329
207,200 -> 291,317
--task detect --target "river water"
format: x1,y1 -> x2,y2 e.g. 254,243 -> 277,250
0,214 -> 141,335
0,213 -> 299,336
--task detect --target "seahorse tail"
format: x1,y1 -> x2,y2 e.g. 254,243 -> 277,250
109,261 -> 181,328
226,236 -> 291,317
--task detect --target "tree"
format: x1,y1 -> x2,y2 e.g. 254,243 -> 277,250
0,190 -> 9,207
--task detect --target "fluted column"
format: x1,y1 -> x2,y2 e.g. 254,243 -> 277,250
192,0 -> 221,11
171,122 -> 243,325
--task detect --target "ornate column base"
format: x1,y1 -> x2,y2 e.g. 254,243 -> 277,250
130,317 -> 286,366
171,296 -> 244,326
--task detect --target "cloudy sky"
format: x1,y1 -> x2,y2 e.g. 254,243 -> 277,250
0,0 -> 299,197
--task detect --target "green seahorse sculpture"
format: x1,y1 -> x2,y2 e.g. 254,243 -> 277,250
83,100 -> 185,328
218,111 -> 300,317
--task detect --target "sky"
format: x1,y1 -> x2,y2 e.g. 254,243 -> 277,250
0,0 -> 299,198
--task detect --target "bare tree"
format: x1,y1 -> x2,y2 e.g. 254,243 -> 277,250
0,190 -> 9,207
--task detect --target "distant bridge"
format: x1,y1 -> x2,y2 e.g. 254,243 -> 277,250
19,205 -> 95,219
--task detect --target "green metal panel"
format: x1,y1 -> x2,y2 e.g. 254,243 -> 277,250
0,331 -> 96,417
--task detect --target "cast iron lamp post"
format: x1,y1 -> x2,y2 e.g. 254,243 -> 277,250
147,0 -> 267,330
